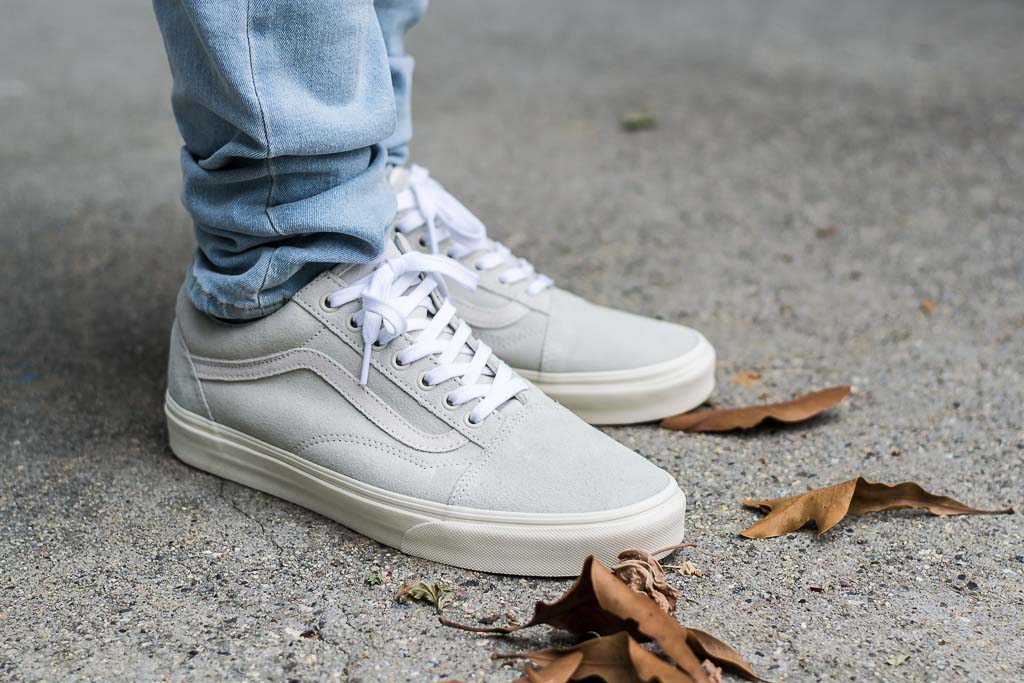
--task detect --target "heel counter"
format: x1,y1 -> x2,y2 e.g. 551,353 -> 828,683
167,319 -> 213,419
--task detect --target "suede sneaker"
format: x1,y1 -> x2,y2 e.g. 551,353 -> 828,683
165,236 -> 686,576
392,165 -> 716,424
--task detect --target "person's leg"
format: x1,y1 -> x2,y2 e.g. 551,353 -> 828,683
374,0 -> 429,166
157,0 -> 691,575
153,0 -> 398,320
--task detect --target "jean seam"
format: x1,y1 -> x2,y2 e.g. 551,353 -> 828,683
244,0 -> 280,247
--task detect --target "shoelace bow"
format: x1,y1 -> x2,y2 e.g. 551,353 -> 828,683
395,165 -> 555,296
325,252 -> 528,424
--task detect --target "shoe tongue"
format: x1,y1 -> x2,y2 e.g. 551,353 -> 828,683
329,232 -> 403,283
332,229 -> 497,388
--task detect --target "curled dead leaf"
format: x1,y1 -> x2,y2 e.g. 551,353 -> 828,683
500,632 -> 691,682
610,545 -> 693,614
513,651 -> 583,683
660,385 -> 851,432
741,477 -> 1014,539
440,557 -> 760,682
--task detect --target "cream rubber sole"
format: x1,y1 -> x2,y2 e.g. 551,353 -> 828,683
515,334 -> 716,425
165,394 -> 686,576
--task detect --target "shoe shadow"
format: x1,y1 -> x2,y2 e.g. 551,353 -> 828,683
0,198 -> 192,457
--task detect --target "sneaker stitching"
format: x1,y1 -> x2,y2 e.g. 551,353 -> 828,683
295,433 -> 476,471
294,292 -> 489,444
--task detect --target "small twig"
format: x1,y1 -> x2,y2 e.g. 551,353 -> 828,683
651,543 -> 696,556
439,616 -> 518,634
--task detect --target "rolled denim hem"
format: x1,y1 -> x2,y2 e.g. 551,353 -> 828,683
185,267 -> 285,321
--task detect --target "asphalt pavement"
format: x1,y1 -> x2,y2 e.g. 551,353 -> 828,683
1,0 -> 1022,680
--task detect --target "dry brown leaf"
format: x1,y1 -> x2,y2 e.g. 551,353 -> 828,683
513,651 -> 584,683
920,298 -> 936,315
440,557 -> 760,682
660,385 -> 851,432
741,477 -> 1014,539
815,226 -> 839,239
731,370 -> 761,386
500,632 -> 693,683
610,545 -> 692,614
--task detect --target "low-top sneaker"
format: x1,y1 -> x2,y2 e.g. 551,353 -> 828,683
165,236 -> 686,576
392,165 -> 716,424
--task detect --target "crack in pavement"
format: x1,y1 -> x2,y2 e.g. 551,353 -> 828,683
217,480 -> 285,568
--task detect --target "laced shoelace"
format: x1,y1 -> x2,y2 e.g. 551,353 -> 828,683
325,252 -> 529,424
394,165 -> 555,296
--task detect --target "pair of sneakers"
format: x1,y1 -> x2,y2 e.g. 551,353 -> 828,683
165,167 -> 716,576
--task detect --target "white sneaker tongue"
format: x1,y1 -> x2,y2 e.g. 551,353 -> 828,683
404,288 -> 496,389
329,235 -> 403,283
342,231 -> 495,388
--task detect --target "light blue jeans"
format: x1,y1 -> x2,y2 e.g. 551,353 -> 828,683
153,0 -> 428,320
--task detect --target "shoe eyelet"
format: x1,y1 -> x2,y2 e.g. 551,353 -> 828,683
390,353 -> 408,371
417,372 -> 435,390
443,393 -> 459,410
419,236 -> 429,247
372,340 -> 387,351
319,293 -> 341,313
346,315 -> 360,331
473,262 -> 484,271
464,412 -> 482,428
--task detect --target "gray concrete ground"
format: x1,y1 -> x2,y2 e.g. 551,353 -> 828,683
2,0 -> 1023,680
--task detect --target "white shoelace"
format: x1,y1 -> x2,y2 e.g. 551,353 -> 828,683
325,252 -> 528,424
394,165 -> 555,296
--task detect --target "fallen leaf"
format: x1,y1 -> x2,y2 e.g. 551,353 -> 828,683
513,651 -> 584,683
886,654 -> 910,667
620,112 -> 658,132
741,477 -> 1015,539
661,386 -> 851,432
364,571 -> 385,586
731,370 -> 761,387
396,579 -> 454,614
920,298 -> 936,315
610,545 -> 693,614
499,632 -> 692,682
815,226 -> 839,239
441,557 -> 760,681
665,561 -> 702,577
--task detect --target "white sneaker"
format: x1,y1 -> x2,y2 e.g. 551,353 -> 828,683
165,236 -> 686,576
392,165 -> 716,424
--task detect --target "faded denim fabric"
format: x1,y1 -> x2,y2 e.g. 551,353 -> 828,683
153,0 -> 427,319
